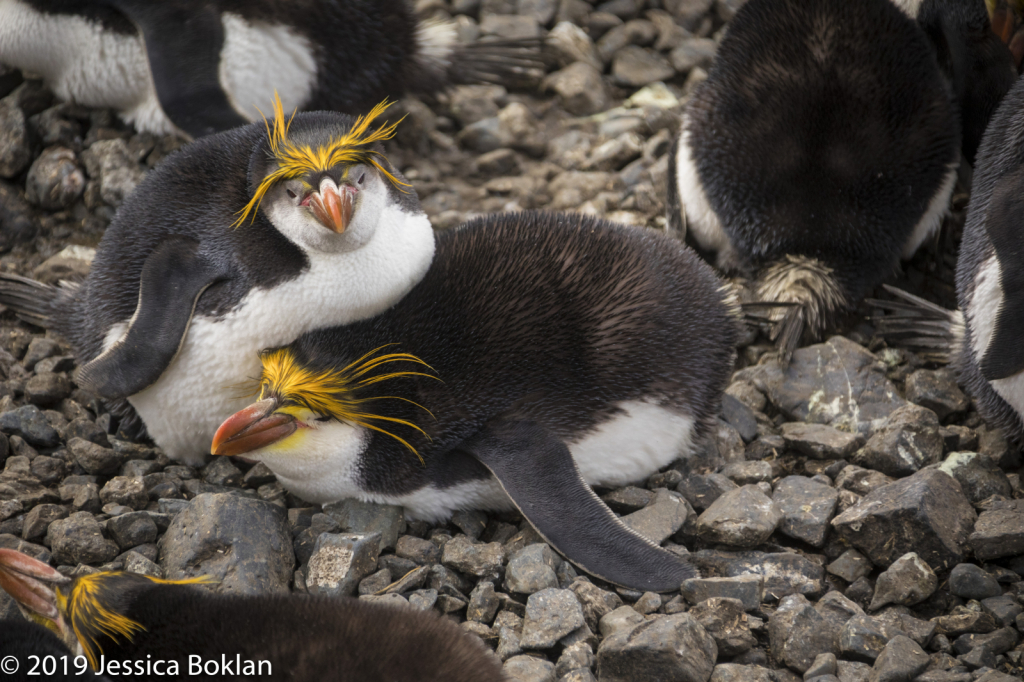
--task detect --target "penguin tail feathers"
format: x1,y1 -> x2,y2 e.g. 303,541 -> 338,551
867,284 -> 964,364
0,273 -> 58,329
414,19 -> 546,89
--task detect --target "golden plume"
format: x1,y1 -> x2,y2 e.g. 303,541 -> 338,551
58,573 -> 215,669
258,345 -> 438,464
233,95 -> 409,228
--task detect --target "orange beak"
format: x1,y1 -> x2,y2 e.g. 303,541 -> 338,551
211,398 -> 297,457
0,548 -> 69,624
307,178 -> 353,233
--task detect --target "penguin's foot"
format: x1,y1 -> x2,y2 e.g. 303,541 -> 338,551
463,420 -> 697,593
755,255 -> 847,359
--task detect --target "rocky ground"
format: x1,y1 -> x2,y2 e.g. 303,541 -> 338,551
0,1 -> 1021,681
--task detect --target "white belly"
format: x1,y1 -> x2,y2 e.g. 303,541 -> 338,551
969,255 -> 1024,420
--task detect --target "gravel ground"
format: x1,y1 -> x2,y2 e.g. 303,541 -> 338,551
0,1 -> 1021,682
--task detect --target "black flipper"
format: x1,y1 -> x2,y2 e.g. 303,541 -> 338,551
109,1 -> 248,137
463,420 -> 697,592
980,166 -> 1024,381
77,237 -> 228,399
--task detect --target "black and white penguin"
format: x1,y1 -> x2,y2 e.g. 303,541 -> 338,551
211,211 -> 739,592
667,0 -> 960,354
0,549 -> 505,682
0,0 -> 538,138
873,73 -> 1024,443
0,101 -> 435,465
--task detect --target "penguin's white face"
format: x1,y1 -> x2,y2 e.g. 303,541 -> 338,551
263,163 -> 392,254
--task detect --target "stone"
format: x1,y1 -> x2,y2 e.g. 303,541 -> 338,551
868,635 -> 928,682
679,575 -> 764,612
21,503 -> 66,541
834,466 -> 894,497
0,405 -> 60,448
395,535 -> 441,565
838,615 -> 899,662
851,404 -> 944,478
836,661 -> 872,682
599,605 -> 645,638
306,532 -> 382,597
868,553 -> 937,610
709,663 -> 772,682
570,580 -> 624,632
504,655 -> 555,682
696,485 -> 781,548
601,486 -> 655,514
669,38 -> 718,74
22,338 -> 61,371
0,179 -> 36,250
64,418 -> 108,448
677,473 -> 738,512
690,550 -> 825,600
106,511 -> 158,550
781,422 -> 864,460
769,595 -> 838,673
555,640 -> 594,677
25,146 -> 85,210
30,456 -> 64,486
952,626 -> 1019,656
611,45 -> 674,87
597,613 -> 717,682
442,535 -> 505,577
521,588 -> 586,649
947,563 -> 1002,600
831,469 -> 976,571
160,493 -> 293,594
46,512 -> 119,565
968,499 -> 1024,560
904,369 -> 969,420
99,476 -> 148,509
721,461 -> 773,485
583,132 -> 643,172
621,489 -> 693,544
690,597 -> 756,656
468,581 -> 500,624
938,452 -> 1012,505
67,437 -> 122,476
0,97 -> 31,178
932,607 -> 998,637
506,543 -> 561,594
323,498 -> 405,552
548,21 -> 602,70
80,138 -> 145,206
805,653 -> 838,678
543,62 -> 609,116
773,476 -> 839,547
980,595 -> 1021,627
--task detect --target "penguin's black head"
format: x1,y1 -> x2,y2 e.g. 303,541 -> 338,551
0,549 -> 212,670
235,97 -> 420,253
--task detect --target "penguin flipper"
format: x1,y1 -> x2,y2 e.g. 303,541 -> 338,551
109,1 -> 248,138
980,166 -> 1024,381
463,420 -> 697,592
77,237 -> 227,399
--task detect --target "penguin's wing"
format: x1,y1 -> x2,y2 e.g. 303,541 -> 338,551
980,166 -> 1024,381
109,1 -> 248,137
463,420 -> 697,592
76,236 -> 229,399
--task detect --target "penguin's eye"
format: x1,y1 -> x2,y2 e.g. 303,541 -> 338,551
314,415 -> 332,423
356,172 -> 366,186
286,189 -> 297,199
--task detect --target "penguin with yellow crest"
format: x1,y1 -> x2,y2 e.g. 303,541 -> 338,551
0,98 -> 435,465
212,211 -> 739,592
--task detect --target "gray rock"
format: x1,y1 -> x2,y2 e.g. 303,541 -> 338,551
696,484 -> 781,548
621,488 -> 693,544
468,581 -> 500,623
46,511 -> 119,565
709,663 -> 772,682
721,460 -> 773,485
106,511 -> 158,550
67,437 -> 122,475
570,580 -> 624,632
669,38 -> 718,74
543,62 -> 609,116
952,626 -> 1019,656
599,605 -> 645,638
521,588 -> 586,649
836,661 -> 872,682
306,531 -> 381,597
80,138 -> 145,206
0,97 -> 31,178
0,178 -> 36,249
633,591 -> 661,615
597,20 -> 657,63
122,550 -> 162,578
323,498 -> 404,552
583,132 -> 643,172
851,404 -> 943,478
548,22 -> 602,70
690,597 -> 756,656
597,613 -> 717,682
868,635 -> 928,682
968,499 -> 1024,560
395,535 -> 441,565
948,563 -> 1001,600
99,476 -> 147,509
773,476 -> 839,547
504,655 -> 555,682
680,575 -> 764,612
407,588 -> 437,611
834,466 -> 894,497
769,594 -> 838,673
838,615 -> 899,662
30,455 -> 65,486
980,594 -> 1021,627
506,543 -> 561,594
938,452 -> 1012,505
805,653 -> 838,678
160,493 -> 293,594
781,422 -> 864,460
831,469 -> 976,571
21,503 -> 66,541
556,640 -> 595,677
0,405 -> 60,448
868,552 -> 937,610
677,473 -> 739,512
601,486 -> 655,514
22,338 -> 61,370
690,550 -> 825,601
25,146 -> 85,210
457,116 -> 512,153
904,369 -> 969,420
720,393 -> 758,443
442,535 -> 505,577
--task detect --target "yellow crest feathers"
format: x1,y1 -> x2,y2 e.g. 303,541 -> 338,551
258,345 -> 438,464
233,94 -> 409,228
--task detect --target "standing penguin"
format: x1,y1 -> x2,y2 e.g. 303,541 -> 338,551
0,100 -> 435,465
874,74 -> 1024,444
0,549 -> 506,682
667,0 -> 961,354
0,0 -> 539,138
211,211 -> 739,592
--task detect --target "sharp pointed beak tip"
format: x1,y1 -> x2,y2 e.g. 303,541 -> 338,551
309,182 -> 353,234
211,398 -> 297,457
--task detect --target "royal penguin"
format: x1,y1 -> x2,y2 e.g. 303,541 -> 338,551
0,0 -> 539,139
0,549 -> 505,682
210,211 -> 739,592
873,73 -> 1024,444
667,0 -> 960,355
0,100 -> 435,465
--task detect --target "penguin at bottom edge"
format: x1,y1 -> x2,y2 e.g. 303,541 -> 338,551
210,211 -> 740,593
0,549 -> 506,682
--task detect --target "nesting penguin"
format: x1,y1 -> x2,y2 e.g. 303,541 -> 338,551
0,0 -> 539,138
0,100 -> 435,465
210,211 -> 738,592
873,73 -> 1024,444
0,549 -> 505,682
668,0 -> 964,354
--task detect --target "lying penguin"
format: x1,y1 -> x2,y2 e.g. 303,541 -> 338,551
0,0 -> 539,138
0,100 -> 434,464
668,0 -> 963,355
873,73 -> 1024,444
211,211 -> 739,592
0,549 -> 505,682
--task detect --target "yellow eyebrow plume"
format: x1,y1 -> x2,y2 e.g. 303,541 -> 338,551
233,94 -> 409,228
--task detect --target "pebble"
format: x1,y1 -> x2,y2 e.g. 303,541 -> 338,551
690,597 -> 756,656
680,575 -> 764,612
0,405 -> 61,448
504,655 -> 555,682
597,613 -> 717,682
869,635 -> 929,682
773,475 -> 839,547
506,543 -> 561,594
0,97 -> 31,178
46,511 -> 119,565
25,146 -> 85,210
769,594 -> 838,673
947,563 -> 1002,601
442,535 -> 505,577
938,451 -> 1012,505
968,499 -> 1024,560
851,404 -> 944,477
520,588 -> 586,649
696,484 -> 781,548
323,498 -> 405,552
868,552 -> 937,610
621,488 -> 692,544
542,62 -> 609,115
106,510 -> 158,550
904,368 -> 970,420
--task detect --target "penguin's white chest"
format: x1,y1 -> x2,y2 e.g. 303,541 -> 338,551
969,256 -> 1024,419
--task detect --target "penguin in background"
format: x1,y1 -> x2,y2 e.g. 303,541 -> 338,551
667,0 -> 960,356
873,73 -> 1024,444
0,99 -> 436,465
210,211 -> 740,593
0,0 -> 540,139
0,549 -> 507,682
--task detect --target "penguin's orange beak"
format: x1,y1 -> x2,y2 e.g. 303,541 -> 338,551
0,549 -> 70,629
305,178 -> 353,233
211,398 -> 297,457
